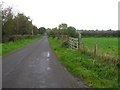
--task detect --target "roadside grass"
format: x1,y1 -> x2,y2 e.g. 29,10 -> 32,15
2,35 -> 42,56
0,44 -> 2,56
48,38 -> 118,88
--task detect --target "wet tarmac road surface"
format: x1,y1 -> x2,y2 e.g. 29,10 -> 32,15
3,36 -> 88,88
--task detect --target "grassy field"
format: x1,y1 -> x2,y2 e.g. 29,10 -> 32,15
82,37 -> 118,56
48,37 -> 118,88
2,35 -> 42,56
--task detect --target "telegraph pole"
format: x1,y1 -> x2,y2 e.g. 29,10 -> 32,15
31,20 -> 33,36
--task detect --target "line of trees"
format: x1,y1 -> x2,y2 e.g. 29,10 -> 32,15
47,23 -> 119,39
1,5 -> 46,43
47,23 -> 79,39
78,30 -> 119,37
1,4 -> 119,43
47,23 -> 120,38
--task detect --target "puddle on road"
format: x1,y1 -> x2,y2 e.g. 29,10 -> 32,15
41,51 -> 50,58
46,67 -> 50,71
47,52 -> 50,57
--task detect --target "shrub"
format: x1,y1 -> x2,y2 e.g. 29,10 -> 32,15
61,41 -> 69,48
8,35 -> 17,42
8,35 -> 23,42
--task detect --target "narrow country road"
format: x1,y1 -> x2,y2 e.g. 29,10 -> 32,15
3,36 -> 88,88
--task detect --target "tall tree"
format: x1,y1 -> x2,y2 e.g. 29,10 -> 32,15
58,23 -> 68,35
58,23 -> 67,30
67,26 -> 77,37
2,7 -> 15,42
14,13 -> 32,35
38,27 -> 46,34
2,7 -> 13,26
33,25 -> 39,35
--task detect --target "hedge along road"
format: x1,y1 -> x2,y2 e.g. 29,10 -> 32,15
3,36 -> 88,88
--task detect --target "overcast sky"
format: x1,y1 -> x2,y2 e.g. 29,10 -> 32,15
1,0 -> 119,30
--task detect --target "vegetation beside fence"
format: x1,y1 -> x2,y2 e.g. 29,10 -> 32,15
48,37 -> 118,88
2,35 -> 42,56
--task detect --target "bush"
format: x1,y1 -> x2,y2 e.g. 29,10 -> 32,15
8,35 -> 23,42
9,36 -> 17,42
61,41 -> 69,48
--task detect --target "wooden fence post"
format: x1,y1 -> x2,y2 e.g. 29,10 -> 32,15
78,33 -> 82,48
94,44 -> 97,56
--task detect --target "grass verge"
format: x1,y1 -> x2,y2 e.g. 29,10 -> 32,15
48,37 -> 118,88
0,44 -> 1,56
2,35 -> 43,56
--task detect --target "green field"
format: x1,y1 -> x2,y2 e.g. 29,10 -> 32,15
2,35 -> 42,56
82,37 -> 118,56
48,37 -> 118,88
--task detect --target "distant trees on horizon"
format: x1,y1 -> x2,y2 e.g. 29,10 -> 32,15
47,23 -> 119,38
1,3 -> 119,43
77,30 -> 119,37
47,23 -> 79,38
